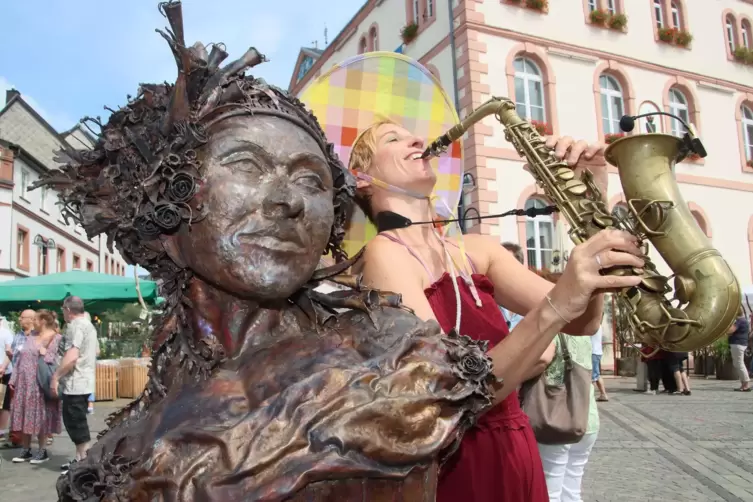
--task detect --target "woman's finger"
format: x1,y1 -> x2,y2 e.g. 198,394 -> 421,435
554,136 -> 575,160
583,142 -> 605,161
585,229 -> 641,255
595,249 -> 645,269
593,274 -> 643,291
566,140 -> 589,166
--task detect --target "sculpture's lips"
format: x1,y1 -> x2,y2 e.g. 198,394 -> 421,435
235,225 -> 306,253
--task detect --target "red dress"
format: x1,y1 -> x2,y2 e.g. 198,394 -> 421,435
427,273 -> 549,502
377,233 -> 548,501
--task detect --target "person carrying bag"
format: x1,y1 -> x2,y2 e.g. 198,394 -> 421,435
523,331 -> 601,502
520,333 -> 591,445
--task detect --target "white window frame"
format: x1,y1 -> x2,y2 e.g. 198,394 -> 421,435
600,75 -> 624,135
20,168 -> 29,199
743,23 -> 751,49
654,0 -> 664,29
727,17 -> 736,53
587,0 -> 597,12
413,0 -> 420,23
16,229 -> 26,267
670,2 -> 680,29
525,198 -> 553,270
607,0 -> 616,15
514,57 -> 546,123
427,0 -> 434,18
668,88 -> 689,138
40,185 -> 48,211
743,105 -> 753,161
370,27 -> 379,50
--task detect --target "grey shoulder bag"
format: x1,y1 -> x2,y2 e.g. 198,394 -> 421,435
519,333 -> 591,445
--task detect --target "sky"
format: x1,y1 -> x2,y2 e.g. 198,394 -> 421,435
0,0 -> 362,276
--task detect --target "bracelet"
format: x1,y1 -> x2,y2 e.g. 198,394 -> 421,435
545,294 -> 570,324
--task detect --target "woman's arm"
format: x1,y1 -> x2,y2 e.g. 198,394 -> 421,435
469,234 -> 604,337
521,340 -> 555,382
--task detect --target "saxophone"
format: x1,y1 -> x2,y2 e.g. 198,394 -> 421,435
422,96 -> 741,352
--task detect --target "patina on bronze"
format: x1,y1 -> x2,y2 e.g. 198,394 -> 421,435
32,2 -> 497,501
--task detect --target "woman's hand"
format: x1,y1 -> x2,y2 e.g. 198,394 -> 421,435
39,346 -> 46,356
524,136 -> 609,197
547,229 -> 644,325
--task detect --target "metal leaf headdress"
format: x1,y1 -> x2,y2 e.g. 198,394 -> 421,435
31,1 -> 355,280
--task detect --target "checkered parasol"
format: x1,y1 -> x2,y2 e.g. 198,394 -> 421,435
302,52 -> 463,259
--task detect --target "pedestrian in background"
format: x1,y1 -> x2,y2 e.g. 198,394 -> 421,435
592,328 -> 609,402
53,296 -> 98,473
728,307 -> 750,392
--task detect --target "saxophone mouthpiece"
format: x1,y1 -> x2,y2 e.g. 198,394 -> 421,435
421,134 -> 452,159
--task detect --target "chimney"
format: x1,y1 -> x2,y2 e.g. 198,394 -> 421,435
5,89 -> 20,106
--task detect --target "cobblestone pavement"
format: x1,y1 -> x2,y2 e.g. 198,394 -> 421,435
1,377 -> 751,501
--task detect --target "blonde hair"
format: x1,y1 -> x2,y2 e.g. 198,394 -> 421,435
36,309 -> 58,330
350,119 -> 400,219
349,118 -> 399,173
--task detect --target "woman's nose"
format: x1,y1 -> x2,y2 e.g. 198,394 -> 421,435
409,136 -> 425,150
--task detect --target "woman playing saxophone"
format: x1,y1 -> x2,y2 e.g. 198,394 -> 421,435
351,119 -> 643,502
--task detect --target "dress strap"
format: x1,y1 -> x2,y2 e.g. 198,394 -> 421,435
444,240 -> 478,274
377,233 -> 437,283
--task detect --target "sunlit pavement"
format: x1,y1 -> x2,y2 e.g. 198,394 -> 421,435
583,376 -> 753,502
2,377 -> 752,501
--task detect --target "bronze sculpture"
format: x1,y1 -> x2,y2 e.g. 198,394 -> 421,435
32,2 -> 497,500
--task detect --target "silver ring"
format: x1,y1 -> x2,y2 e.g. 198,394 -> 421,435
595,254 -> 603,269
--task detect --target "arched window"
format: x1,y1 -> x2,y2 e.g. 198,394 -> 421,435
358,36 -> 367,55
525,198 -> 553,269
743,104 -> 753,162
668,88 -> 689,137
587,0 -> 597,12
639,102 -> 663,133
654,0 -> 665,29
514,57 -> 546,122
600,74 -> 624,135
743,19 -> 752,49
671,2 -> 681,29
606,0 -> 616,15
726,15 -> 737,53
370,26 -> 379,51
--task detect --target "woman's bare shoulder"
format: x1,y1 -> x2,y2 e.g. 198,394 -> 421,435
360,236 -> 418,273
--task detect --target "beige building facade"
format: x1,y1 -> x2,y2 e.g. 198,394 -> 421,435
0,90 -> 127,282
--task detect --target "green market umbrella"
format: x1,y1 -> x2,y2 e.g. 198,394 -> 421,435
0,270 -> 161,315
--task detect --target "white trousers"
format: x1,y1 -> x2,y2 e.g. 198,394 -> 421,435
730,344 -> 750,385
537,432 -> 598,502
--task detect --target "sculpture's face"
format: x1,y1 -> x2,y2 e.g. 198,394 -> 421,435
165,114 -> 334,300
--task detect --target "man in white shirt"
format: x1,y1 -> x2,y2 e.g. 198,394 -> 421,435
592,328 -> 609,401
52,296 -> 98,472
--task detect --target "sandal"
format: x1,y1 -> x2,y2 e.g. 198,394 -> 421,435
734,387 -> 751,392
596,396 -> 609,402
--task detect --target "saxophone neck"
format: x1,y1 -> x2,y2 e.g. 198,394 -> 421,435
421,97 -> 517,159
